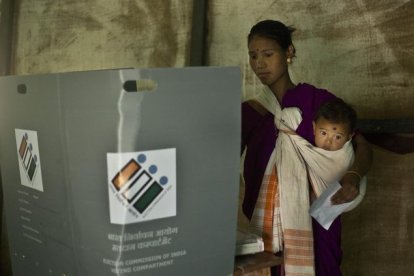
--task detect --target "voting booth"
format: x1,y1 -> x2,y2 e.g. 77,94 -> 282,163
0,67 -> 241,275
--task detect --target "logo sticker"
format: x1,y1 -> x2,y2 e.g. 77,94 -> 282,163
15,129 -> 44,191
107,149 -> 176,225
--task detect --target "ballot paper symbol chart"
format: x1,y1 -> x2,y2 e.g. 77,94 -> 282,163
15,129 -> 44,191
107,149 -> 176,225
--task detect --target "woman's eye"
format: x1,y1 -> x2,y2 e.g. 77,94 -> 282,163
335,135 -> 342,140
320,131 -> 327,136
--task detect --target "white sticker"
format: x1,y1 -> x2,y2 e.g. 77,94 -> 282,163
15,129 -> 44,192
107,149 -> 176,225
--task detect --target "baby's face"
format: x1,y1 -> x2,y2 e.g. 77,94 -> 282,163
313,118 -> 353,151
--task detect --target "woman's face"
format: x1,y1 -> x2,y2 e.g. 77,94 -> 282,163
248,36 -> 289,89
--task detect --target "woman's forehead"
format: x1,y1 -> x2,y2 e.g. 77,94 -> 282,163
248,36 -> 282,51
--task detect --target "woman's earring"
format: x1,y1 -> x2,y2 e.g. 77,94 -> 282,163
287,57 -> 292,64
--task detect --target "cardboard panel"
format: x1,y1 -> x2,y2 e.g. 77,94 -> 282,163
0,67 -> 241,276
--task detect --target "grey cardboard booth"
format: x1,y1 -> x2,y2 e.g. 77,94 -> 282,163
0,67 -> 241,275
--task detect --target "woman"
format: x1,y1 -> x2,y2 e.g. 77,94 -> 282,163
241,20 -> 372,276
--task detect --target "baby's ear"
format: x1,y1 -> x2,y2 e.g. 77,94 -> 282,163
312,121 -> 316,131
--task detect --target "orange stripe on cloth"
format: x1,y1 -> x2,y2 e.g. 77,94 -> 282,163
262,165 -> 278,252
285,272 -> 314,276
283,228 -> 314,267
284,251 -> 314,266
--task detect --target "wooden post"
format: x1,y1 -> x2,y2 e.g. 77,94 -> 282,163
189,0 -> 208,66
0,2 -> 14,275
358,119 -> 414,154
0,0 -> 14,75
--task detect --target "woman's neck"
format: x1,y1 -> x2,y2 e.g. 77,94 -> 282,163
269,78 -> 296,104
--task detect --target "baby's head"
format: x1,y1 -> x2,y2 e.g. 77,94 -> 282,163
313,98 -> 357,151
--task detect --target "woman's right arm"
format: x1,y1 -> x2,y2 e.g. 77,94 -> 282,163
241,100 -> 269,154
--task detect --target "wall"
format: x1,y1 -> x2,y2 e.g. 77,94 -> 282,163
11,0 -> 193,74
207,0 -> 414,275
342,147 -> 414,275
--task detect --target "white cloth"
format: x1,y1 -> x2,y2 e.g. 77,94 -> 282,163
279,107 -> 366,230
250,86 -> 366,275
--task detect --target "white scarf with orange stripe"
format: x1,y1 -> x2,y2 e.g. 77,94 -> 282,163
249,87 -> 354,276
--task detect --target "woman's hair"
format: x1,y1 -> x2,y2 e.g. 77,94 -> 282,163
248,20 -> 296,52
314,98 -> 358,132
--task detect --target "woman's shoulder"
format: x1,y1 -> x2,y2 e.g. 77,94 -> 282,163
284,83 -> 336,107
293,83 -> 336,97
242,100 -> 274,134
242,99 -> 271,117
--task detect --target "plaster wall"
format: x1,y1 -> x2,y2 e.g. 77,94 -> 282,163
11,0 -> 193,74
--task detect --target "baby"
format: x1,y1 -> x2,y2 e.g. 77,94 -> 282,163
277,98 -> 365,211
312,98 -> 357,151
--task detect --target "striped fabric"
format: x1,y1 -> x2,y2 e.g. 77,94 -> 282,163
250,154 -> 315,276
250,86 -> 315,275
284,229 -> 314,275
250,102 -> 356,276
250,161 -> 280,252
250,153 -> 315,275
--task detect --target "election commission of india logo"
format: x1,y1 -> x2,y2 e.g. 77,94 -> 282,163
15,129 -> 44,192
107,149 -> 176,225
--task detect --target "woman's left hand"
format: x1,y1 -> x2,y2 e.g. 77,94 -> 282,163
331,173 -> 360,204
331,133 -> 373,204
